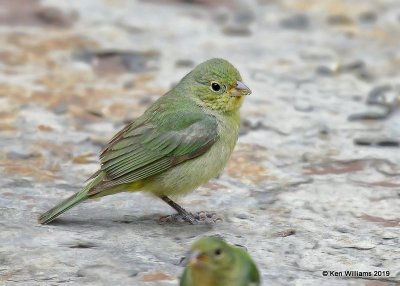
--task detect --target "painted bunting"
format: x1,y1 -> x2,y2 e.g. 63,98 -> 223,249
180,236 -> 260,286
38,58 -> 251,225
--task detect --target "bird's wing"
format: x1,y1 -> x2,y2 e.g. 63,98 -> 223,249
234,248 -> 261,286
90,110 -> 219,193
247,261 -> 261,286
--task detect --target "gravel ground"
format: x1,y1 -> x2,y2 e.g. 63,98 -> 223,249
0,0 -> 399,285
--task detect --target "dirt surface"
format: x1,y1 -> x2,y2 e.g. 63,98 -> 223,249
0,0 -> 399,285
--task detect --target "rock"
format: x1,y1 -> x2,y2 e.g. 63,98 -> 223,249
35,6 -> 78,28
280,14 -> 310,30
327,14 -> 353,26
74,49 -> 160,75
222,25 -> 252,36
1,0 -> 400,285
175,59 -> 195,68
358,11 -> 377,24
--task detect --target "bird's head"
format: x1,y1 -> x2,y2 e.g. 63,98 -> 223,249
181,58 -> 251,112
185,236 -> 234,272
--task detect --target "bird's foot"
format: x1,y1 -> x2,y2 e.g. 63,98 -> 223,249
158,211 -> 222,225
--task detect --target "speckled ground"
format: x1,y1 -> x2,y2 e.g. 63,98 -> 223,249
0,0 -> 399,285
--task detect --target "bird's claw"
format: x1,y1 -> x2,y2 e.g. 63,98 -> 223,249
158,211 -> 222,225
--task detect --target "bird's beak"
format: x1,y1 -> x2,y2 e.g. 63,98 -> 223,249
186,250 -> 207,265
229,80 -> 251,97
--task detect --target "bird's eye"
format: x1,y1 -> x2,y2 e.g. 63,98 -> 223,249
214,248 -> 222,256
210,82 -> 221,92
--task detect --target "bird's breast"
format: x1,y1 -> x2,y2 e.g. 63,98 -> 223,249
143,111 -> 240,196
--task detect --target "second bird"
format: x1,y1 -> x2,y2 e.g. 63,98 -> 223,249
38,58 -> 251,225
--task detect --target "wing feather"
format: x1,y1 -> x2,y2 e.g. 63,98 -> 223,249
91,110 -> 219,193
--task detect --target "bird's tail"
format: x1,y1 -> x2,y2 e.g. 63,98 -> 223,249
38,172 -> 104,224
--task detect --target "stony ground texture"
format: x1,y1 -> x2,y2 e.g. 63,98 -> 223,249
0,0 -> 399,285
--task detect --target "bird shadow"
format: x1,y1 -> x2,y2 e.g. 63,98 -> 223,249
37,213 -> 216,232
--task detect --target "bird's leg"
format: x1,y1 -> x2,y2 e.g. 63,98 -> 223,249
158,196 -> 221,225
159,196 -> 196,224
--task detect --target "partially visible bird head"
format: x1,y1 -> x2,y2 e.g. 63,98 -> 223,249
182,58 -> 251,112
185,236 -> 235,272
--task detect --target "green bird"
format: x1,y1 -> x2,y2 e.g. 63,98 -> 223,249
180,236 -> 260,286
38,58 -> 251,225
